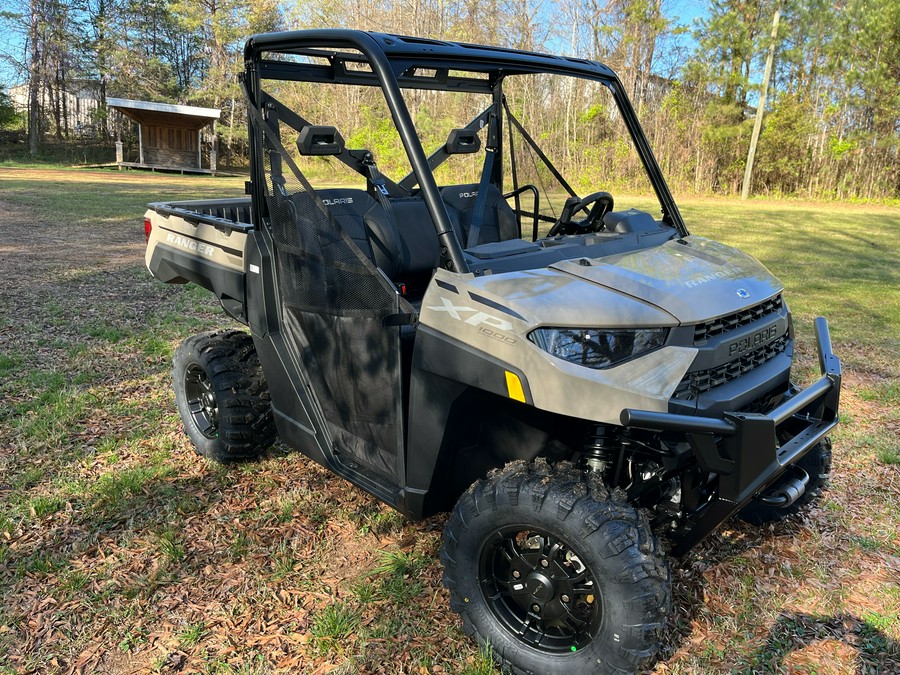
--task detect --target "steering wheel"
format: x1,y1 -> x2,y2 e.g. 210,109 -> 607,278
547,191 -> 615,237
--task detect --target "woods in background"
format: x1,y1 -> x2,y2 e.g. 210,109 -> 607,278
0,0 -> 897,200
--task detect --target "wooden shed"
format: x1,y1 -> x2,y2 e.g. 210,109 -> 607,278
107,97 -> 220,173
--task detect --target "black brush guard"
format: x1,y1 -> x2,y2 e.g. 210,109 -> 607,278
621,318 -> 841,555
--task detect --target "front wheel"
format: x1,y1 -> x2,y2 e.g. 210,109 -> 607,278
441,461 -> 670,675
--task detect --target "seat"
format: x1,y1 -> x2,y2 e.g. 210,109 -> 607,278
370,196 -> 460,296
312,189 -> 456,298
440,184 -> 519,247
314,188 -> 403,279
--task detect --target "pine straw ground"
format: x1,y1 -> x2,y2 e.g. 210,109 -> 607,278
0,168 -> 898,674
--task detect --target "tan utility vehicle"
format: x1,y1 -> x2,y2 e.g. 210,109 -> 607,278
145,29 -> 841,674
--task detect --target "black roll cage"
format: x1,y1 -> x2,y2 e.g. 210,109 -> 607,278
243,29 -> 689,274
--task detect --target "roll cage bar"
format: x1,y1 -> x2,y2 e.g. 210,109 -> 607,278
243,29 -> 688,274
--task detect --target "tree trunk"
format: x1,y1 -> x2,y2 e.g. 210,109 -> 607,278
741,3 -> 781,200
27,1 -> 44,156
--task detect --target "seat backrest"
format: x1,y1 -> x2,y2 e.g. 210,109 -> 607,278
440,184 -> 519,246
293,186 -> 514,296
369,196 -> 462,293
390,198 -> 448,275
315,189 -> 453,294
314,188 -> 403,279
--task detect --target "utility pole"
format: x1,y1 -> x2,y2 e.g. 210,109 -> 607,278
741,2 -> 781,200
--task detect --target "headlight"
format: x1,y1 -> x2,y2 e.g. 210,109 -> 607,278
529,327 -> 668,370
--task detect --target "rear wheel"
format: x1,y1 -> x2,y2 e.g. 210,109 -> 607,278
441,461 -> 670,675
172,330 -> 276,462
738,439 -> 832,525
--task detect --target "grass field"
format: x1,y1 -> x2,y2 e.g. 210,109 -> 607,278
0,167 -> 898,674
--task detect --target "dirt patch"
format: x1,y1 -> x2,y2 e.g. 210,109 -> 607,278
0,195 -> 147,373
0,198 -> 144,293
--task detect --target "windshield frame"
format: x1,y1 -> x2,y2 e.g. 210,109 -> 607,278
244,29 -> 688,274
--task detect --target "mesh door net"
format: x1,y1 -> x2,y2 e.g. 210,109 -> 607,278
259,120 -> 404,481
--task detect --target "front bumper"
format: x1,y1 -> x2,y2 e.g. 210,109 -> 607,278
621,317 -> 841,555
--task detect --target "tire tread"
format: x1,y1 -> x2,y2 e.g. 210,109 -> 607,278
441,461 -> 671,675
173,330 -> 277,462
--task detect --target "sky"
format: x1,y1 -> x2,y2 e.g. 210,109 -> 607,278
1,0 -> 710,90
672,0 -> 710,27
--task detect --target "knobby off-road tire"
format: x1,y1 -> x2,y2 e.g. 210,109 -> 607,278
172,330 -> 276,462
738,439 -> 832,525
441,461 -> 671,675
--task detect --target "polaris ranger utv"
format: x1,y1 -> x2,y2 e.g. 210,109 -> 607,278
144,29 -> 841,674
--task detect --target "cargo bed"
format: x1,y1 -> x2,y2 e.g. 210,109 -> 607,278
144,197 -> 252,322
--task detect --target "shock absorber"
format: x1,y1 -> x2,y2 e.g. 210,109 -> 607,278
583,425 -> 620,474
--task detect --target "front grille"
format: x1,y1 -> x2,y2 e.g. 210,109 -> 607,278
674,335 -> 789,400
740,389 -> 783,414
692,295 -> 783,344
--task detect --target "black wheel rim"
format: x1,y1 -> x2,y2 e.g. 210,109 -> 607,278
184,364 -> 218,439
479,526 -> 601,654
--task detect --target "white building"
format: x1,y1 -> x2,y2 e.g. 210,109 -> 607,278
8,79 -> 102,135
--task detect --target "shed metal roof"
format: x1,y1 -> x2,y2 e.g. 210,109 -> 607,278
107,97 -> 220,130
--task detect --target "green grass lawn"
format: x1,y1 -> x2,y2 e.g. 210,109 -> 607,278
0,168 -> 897,674
680,199 -> 900,370
0,166 -> 246,221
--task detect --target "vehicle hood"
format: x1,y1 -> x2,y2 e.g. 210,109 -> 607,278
548,236 -> 783,324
